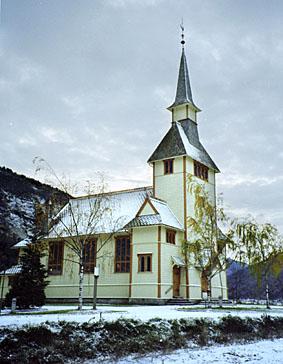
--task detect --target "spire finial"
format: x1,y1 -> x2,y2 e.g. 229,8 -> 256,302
180,19 -> 185,48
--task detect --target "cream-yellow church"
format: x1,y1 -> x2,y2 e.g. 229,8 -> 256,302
3,39 -> 228,304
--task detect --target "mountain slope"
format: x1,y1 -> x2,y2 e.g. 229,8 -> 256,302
0,166 -> 69,270
227,260 -> 283,300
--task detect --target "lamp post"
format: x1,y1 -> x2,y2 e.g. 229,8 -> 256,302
93,267 -> 100,310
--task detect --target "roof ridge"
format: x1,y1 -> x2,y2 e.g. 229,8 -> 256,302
73,186 -> 153,200
149,196 -> 167,205
137,213 -> 160,217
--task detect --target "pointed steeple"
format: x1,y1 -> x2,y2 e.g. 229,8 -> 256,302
168,25 -> 200,120
171,48 -> 194,107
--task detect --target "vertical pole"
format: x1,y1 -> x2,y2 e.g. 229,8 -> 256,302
93,276 -> 98,310
266,280 -> 270,309
0,271 -> 6,314
157,226 -> 161,298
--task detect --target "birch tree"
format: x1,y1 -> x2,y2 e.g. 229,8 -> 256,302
182,176 -> 234,307
33,157 -> 122,310
236,221 -> 283,308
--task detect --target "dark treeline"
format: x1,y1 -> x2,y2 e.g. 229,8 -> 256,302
227,260 -> 283,301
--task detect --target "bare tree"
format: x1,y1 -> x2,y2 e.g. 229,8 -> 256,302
33,157 -> 122,310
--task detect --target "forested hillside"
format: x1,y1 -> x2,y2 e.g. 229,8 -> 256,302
227,260 -> 283,300
0,167 -> 69,270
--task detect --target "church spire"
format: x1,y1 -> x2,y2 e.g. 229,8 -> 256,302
173,47 -> 194,107
168,24 -> 200,120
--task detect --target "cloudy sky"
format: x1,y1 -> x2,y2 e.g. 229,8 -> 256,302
1,0 -> 283,231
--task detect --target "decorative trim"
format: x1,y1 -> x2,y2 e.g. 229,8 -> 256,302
157,226 -> 161,298
135,197 -> 158,217
153,162 -> 155,197
129,230 -> 133,298
183,156 -> 189,299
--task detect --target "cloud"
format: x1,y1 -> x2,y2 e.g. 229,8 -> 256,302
0,0 -> 282,232
105,0 -> 163,8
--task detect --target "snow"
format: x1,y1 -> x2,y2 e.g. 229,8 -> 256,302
110,339 -> 283,364
12,237 -> 31,248
177,123 -> 204,165
0,264 -> 22,275
47,187 -> 152,237
149,197 -> 183,230
1,304 -> 283,328
4,192 -> 35,238
126,197 -> 183,230
1,305 -> 283,363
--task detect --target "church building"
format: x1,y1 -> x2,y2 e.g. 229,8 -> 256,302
3,33 -> 228,304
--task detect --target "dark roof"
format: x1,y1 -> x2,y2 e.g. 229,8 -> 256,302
148,122 -> 186,162
125,214 -> 162,228
168,48 -> 199,110
148,118 -> 220,172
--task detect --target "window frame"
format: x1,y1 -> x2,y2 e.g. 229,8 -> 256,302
166,229 -> 176,244
138,253 -> 152,273
115,236 -> 130,273
48,241 -> 64,275
163,159 -> 174,175
83,239 -> 97,274
194,160 -> 208,181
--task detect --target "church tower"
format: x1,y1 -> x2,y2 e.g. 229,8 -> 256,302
148,28 -> 219,241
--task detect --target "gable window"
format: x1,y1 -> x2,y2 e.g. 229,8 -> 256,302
115,236 -> 130,273
194,161 -> 208,181
48,241 -> 64,275
163,159 -> 174,175
83,240 -> 96,274
138,254 -> 152,272
166,229 -> 176,244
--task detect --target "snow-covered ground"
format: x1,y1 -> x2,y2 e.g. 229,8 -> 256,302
1,304 -> 283,328
108,339 -> 283,364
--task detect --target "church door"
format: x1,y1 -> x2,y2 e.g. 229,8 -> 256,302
173,267 -> 181,297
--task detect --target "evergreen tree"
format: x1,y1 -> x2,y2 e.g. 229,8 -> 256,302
5,245 -> 49,309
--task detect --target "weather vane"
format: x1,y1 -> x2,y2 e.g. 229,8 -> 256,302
180,19 -> 185,48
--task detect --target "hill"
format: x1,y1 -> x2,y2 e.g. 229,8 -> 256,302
227,259 -> 283,300
0,166 -> 69,270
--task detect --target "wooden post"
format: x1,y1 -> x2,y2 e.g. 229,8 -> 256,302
93,267 -> 100,310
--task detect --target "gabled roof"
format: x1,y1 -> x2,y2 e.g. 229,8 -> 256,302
148,119 -> 220,172
148,122 -> 186,162
125,197 -> 183,230
46,187 -> 153,238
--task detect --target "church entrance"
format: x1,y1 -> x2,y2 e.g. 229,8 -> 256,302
173,266 -> 181,297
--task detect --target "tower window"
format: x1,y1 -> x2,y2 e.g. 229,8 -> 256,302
166,229 -> 176,244
138,254 -> 152,272
194,161 -> 208,181
163,159 -> 174,175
